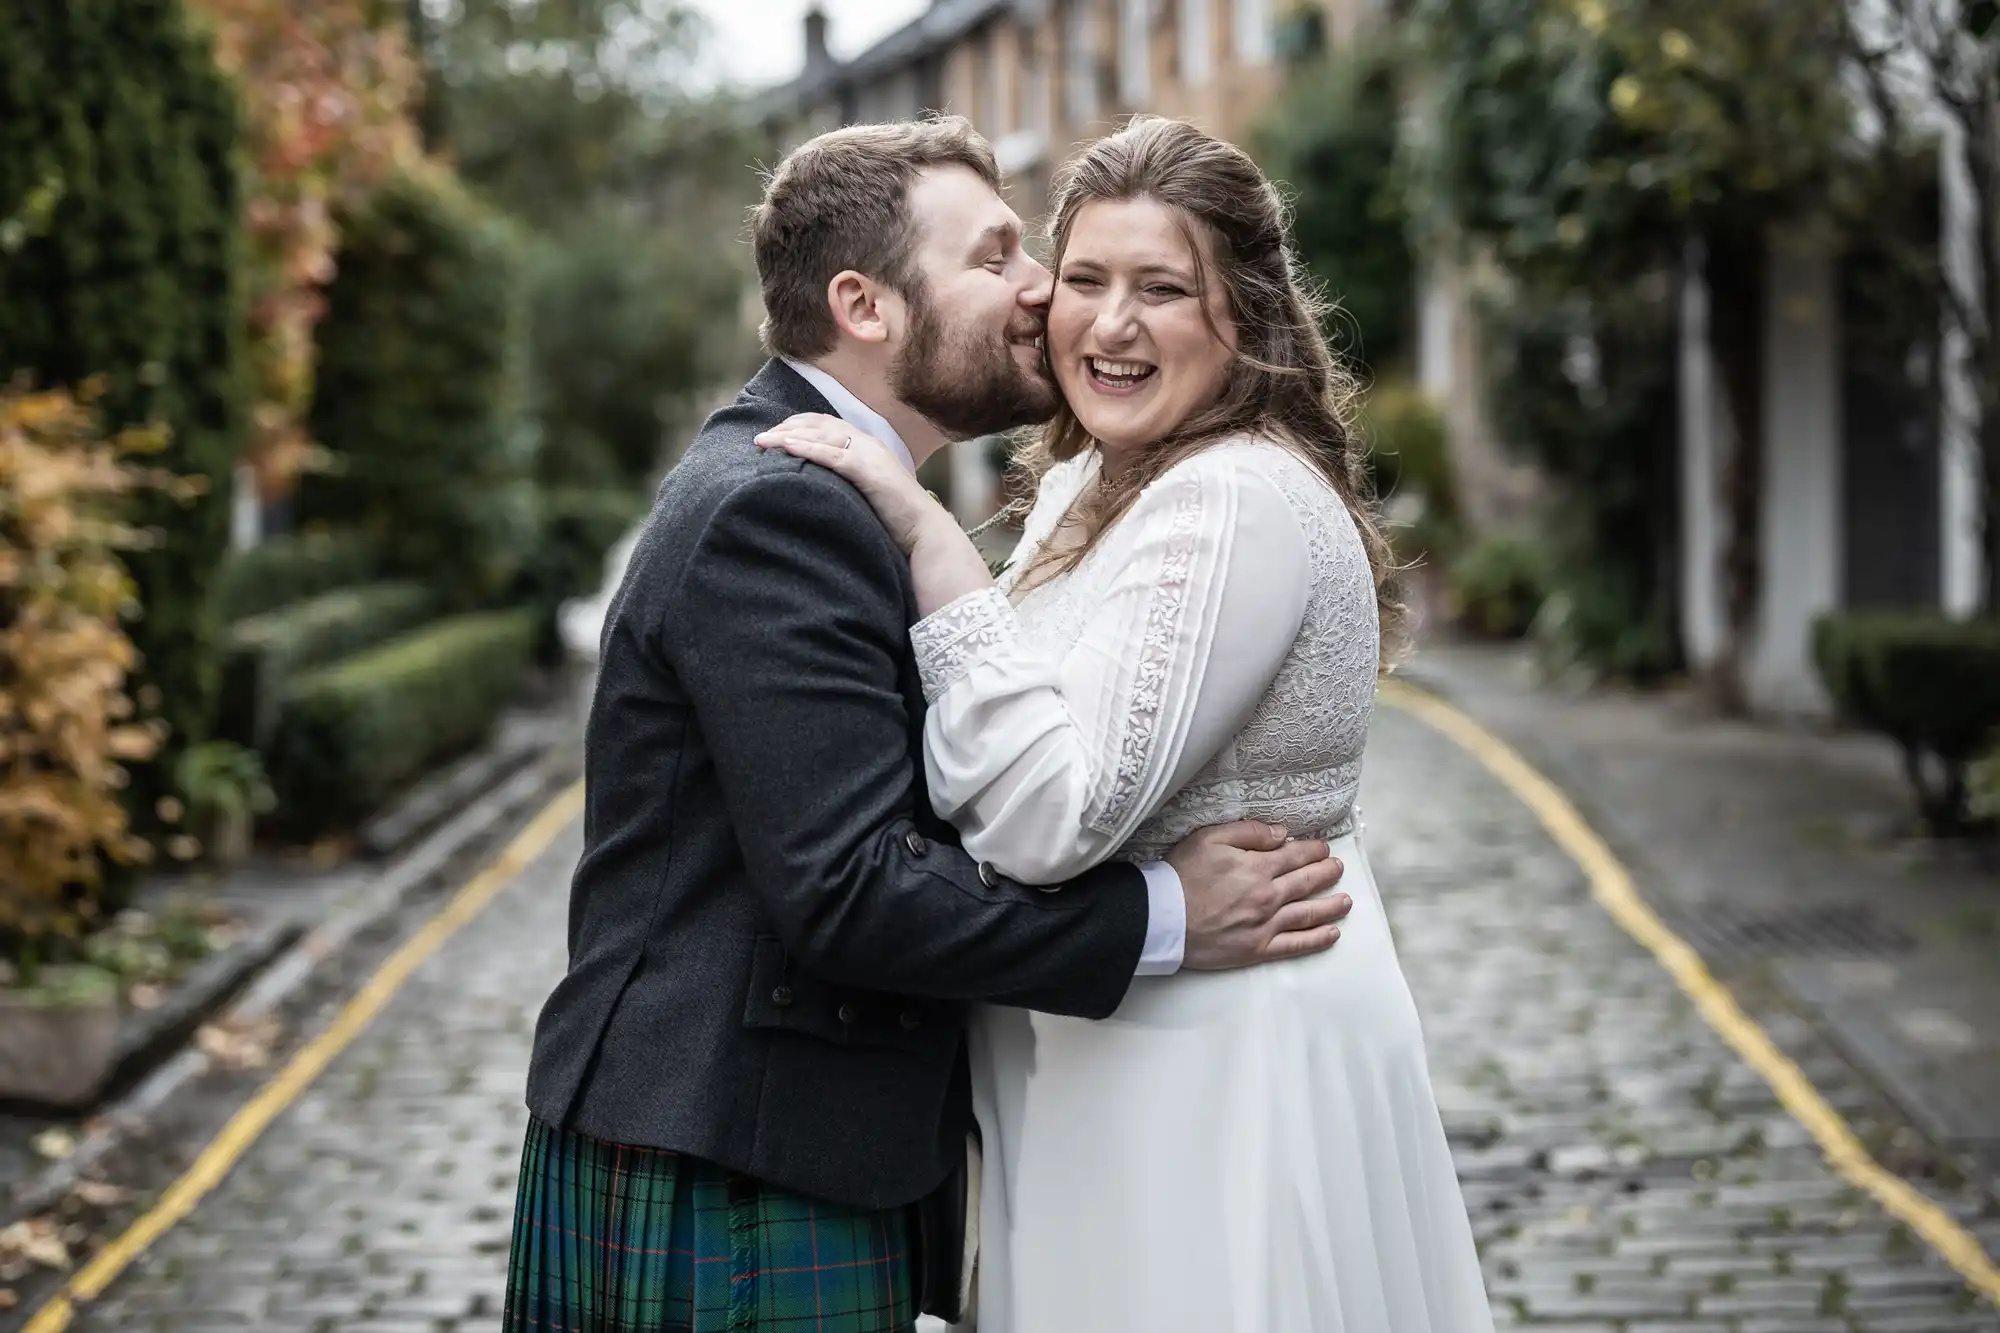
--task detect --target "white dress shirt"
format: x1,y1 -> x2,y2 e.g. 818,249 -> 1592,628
779,358 -> 1186,975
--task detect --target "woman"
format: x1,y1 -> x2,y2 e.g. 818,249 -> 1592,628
756,118 -> 1492,1333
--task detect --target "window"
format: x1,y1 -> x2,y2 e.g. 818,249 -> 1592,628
1119,0 -> 1150,106
1065,0 -> 1099,123
1178,0 -> 1210,85
1234,0 -> 1272,65
979,28 -> 1004,132
1022,25 -> 1049,135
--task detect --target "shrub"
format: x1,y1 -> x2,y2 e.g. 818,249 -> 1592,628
218,579 -> 436,748
1972,743 -> 2000,825
185,0 -> 421,495
1812,613 -> 2000,833
267,608 -> 536,833
529,217 -> 749,491
1532,561 -> 1677,687
512,487 -> 648,663
1448,533 -> 1552,640
1252,40 -> 1416,373
1475,285 -> 1683,681
1361,380 -> 1457,560
0,0 -> 249,765
298,166 -> 534,609
212,529 -> 382,623
0,383 -> 186,980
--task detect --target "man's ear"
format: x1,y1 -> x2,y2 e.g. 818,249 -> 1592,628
826,270 -> 900,347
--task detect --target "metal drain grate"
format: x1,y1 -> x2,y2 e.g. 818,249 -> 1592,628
1666,905 -> 1917,960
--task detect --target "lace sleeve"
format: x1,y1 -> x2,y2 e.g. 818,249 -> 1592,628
910,449 -> 1312,884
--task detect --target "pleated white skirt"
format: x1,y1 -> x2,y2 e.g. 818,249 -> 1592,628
954,832 -> 1494,1333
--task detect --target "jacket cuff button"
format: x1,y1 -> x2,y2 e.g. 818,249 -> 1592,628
904,830 -> 929,857
899,1011 -> 922,1032
977,862 -> 1001,889
838,1004 -> 859,1024
770,986 -> 794,1008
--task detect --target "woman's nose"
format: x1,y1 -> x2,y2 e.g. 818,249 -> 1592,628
1094,295 -> 1139,346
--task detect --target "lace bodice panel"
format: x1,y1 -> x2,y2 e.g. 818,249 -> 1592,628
995,440 -> 1379,864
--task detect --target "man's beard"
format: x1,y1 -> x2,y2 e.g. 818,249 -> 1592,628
891,284 -> 1058,441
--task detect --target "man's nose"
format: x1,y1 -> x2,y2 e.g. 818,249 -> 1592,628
1019,256 -> 1052,309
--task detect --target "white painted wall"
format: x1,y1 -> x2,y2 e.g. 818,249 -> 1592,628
1938,119 -> 1990,616
230,464 -> 262,551
949,436 -> 999,525
1680,239 -> 1847,716
1417,268 -> 1454,401
1747,241 -> 1842,716
1678,252 -> 1728,673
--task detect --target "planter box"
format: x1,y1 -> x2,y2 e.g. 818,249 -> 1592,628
0,989 -> 120,1109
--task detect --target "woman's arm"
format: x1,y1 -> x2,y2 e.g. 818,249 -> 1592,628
915,450 -> 1311,884
753,412 -> 995,616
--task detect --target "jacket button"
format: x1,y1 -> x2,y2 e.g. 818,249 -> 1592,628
771,986 -> 794,1008
838,1004 -> 859,1024
904,830 -> 929,857
977,862 -> 1001,889
1036,882 -> 1063,894
899,1011 -> 922,1032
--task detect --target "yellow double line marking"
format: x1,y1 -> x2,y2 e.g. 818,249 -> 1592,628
24,681 -> 2000,1326
23,780 -> 586,1333
1381,678 -> 2000,1305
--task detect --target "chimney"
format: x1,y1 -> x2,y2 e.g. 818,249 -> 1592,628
803,7 -> 832,74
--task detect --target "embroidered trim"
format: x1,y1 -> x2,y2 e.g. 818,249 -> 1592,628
910,586 -> 1016,701
1088,474 -> 1207,836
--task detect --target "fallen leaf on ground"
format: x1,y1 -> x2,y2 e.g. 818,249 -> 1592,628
307,836 -> 352,867
0,1218 -> 72,1270
127,982 -> 165,1011
69,1181 -> 130,1209
196,1013 -> 281,1069
30,1129 -> 76,1161
0,1287 -> 18,1308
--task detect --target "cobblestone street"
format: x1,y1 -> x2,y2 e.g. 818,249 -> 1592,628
60,703 -> 2000,1332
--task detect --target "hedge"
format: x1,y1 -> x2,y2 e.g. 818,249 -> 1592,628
218,580 -> 436,749
513,486 -> 648,663
1812,613 -> 2000,831
0,0 -> 247,764
299,167 -> 534,610
212,530 -> 382,624
1448,533 -> 1552,640
268,609 -> 537,833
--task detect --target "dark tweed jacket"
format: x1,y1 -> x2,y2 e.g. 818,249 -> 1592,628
524,360 -> 1150,1210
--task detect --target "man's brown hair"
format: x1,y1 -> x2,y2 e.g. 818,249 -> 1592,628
751,116 -> 1001,360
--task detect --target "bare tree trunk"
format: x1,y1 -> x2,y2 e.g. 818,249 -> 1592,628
1971,97 -> 2000,612
407,0 -> 449,155
1704,227 -> 1769,714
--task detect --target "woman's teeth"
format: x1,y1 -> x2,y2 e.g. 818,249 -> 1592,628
1089,357 -> 1155,388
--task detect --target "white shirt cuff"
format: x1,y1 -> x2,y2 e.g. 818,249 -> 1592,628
909,586 -> 1015,702
1134,860 -> 1186,976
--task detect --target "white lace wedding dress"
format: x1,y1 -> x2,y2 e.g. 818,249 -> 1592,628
912,438 -> 1494,1333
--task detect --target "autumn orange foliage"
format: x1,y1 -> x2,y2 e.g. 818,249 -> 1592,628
0,382 -> 192,962
189,0 -> 422,499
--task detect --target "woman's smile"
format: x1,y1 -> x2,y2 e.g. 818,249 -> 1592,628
1082,356 -> 1159,395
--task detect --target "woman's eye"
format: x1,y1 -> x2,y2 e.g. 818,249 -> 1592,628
1063,274 -> 1100,289
984,255 -> 1006,271
1147,284 -> 1187,299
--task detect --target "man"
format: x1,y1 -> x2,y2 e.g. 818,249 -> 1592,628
505,117 -> 1352,1333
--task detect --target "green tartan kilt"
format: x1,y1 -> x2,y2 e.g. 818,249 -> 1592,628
503,1116 -> 917,1332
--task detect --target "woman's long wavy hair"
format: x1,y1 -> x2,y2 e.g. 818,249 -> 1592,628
1010,116 -> 1402,664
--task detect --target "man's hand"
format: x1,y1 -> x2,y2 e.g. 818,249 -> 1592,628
1168,821 -> 1351,971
